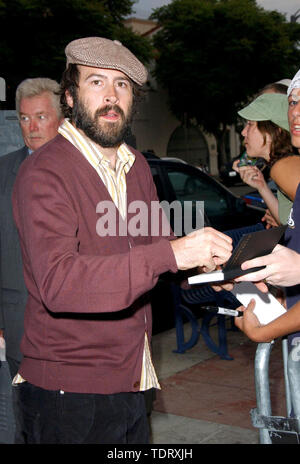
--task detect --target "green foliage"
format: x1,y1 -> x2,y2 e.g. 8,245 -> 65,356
151,0 -> 300,139
0,0 -> 152,107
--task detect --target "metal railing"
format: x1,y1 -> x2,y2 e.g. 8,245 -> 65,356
251,338 -> 300,444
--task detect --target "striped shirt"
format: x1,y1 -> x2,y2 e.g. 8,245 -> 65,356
58,119 -> 160,391
58,119 -> 134,219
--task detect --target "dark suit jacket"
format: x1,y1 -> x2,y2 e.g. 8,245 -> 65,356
0,146 -> 29,363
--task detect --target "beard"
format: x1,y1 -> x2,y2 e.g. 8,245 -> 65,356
72,96 -> 133,148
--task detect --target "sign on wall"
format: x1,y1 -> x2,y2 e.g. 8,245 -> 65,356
0,111 -> 23,157
0,77 -> 5,101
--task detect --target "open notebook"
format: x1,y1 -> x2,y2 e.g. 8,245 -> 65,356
188,225 -> 286,285
231,282 -> 286,325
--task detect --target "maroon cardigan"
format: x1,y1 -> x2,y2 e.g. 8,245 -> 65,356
12,135 -> 177,394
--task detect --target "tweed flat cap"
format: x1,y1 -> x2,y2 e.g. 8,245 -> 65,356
65,37 -> 148,86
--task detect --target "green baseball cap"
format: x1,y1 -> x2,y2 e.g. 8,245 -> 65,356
238,93 -> 289,131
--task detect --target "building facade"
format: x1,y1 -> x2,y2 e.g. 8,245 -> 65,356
0,22 -> 241,169
125,18 -> 241,176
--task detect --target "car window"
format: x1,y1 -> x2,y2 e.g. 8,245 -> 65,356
166,167 -> 231,218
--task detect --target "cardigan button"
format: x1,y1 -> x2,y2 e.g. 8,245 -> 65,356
133,381 -> 140,388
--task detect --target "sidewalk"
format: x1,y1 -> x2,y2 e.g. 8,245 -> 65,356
149,320 -> 286,444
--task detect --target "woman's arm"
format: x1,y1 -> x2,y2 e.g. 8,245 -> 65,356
235,299 -> 300,343
233,161 -> 280,223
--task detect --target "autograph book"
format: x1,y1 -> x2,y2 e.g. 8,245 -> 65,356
188,225 -> 287,285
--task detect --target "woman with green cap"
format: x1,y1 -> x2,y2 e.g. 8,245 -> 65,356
233,92 -> 300,227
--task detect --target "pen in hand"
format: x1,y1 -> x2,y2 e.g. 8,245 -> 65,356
203,306 -> 243,317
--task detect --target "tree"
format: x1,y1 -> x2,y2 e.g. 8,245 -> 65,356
0,0 -> 153,107
151,0 -> 300,166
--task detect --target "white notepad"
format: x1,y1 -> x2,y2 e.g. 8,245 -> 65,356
188,268 -> 237,284
231,282 -> 286,325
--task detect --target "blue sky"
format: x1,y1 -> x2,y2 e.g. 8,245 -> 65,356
132,0 -> 300,21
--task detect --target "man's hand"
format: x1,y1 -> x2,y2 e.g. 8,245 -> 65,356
171,227 -> 232,272
235,244 -> 300,288
211,279 -> 268,294
211,281 -> 235,292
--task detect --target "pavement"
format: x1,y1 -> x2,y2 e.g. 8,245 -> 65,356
148,318 -> 288,445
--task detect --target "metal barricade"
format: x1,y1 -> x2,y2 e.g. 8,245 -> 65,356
251,338 -> 300,444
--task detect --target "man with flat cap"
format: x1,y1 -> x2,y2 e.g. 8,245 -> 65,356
12,37 -> 232,444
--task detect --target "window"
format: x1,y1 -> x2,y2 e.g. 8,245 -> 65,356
166,167 -> 231,219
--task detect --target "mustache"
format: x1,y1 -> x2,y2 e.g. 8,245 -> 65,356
95,105 -> 125,119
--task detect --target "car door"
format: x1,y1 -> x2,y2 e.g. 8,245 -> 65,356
148,161 -> 212,235
165,163 -> 233,228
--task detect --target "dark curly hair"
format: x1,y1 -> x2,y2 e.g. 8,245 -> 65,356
60,64 -> 80,119
257,120 -> 298,166
59,64 -> 145,120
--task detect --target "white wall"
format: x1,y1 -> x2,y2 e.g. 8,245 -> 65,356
132,80 -> 179,156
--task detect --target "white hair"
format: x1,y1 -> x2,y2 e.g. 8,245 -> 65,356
15,77 -> 62,118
